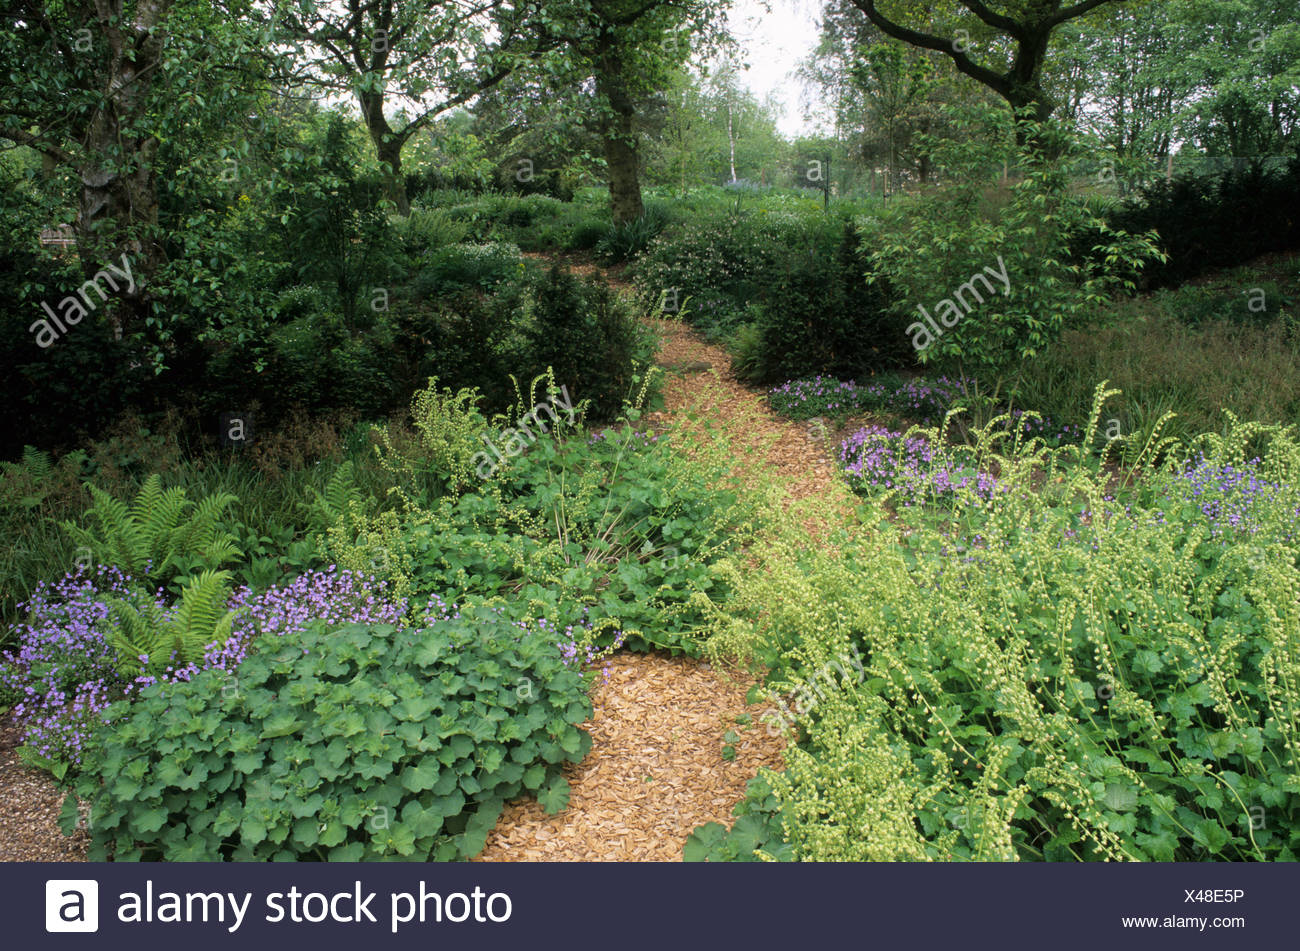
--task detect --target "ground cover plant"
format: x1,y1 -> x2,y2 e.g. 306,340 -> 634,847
65,608 -> 593,861
699,389 -> 1300,861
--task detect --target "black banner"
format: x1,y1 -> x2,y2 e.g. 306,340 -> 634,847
8,862 -> 1291,949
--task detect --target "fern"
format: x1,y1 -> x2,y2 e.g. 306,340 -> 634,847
1,446 -> 55,511
62,475 -> 240,584
302,460 -> 363,533
106,570 -> 238,677
14,446 -> 53,483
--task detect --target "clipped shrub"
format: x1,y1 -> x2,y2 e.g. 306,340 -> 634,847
634,208 -> 845,338
1097,154 -> 1300,289
747,222 -> 910,382
401,264 -> 649,421
68,609 -> 593,861
524,267 -> 648,417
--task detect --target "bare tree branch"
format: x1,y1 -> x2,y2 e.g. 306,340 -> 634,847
847,0 -> 1010,97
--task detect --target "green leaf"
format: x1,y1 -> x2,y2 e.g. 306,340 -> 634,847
1192,820 -> 1230,855
132,805 -> 170,834
57,793 -> 82,837
262,711 -> 303,739
522,763 -> 547,790
400,763 -> 439,793
538,775 -> 570,815
1101,783 -> 1138,813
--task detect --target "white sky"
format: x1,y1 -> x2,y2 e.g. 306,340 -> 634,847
726,0 -> 828,138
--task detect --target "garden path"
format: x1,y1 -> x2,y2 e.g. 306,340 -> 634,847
475,256 -> 855,860
1,255 -> 851,863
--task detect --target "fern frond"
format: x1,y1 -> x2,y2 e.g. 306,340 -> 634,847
170,569 -> 236,662
76,483 -> 147,574
105,597 -> 168,676
19,446 -> 53,483
324,461 -> 358,518
132,475 -> 192,572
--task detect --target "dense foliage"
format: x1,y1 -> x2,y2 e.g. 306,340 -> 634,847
65,611 -> 592,861
5,0 -> 1300,871
1099,155 -> 1300,288
702,392 -> 1300,861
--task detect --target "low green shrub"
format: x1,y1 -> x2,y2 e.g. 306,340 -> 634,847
524,267 -> 649,415
634,207 -> 848,339
400,264 -> 651,420
67,609 -> 593,860
1155,279 -> 1294,329
746,223 -> 910,383
393,207 -> 473,259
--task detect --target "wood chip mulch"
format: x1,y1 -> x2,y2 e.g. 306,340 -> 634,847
475,652 -> 784,862
0,715 -> 87,861
646,317 -> 860,540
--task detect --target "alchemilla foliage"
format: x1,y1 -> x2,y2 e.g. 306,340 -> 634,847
67,609 -> 592,861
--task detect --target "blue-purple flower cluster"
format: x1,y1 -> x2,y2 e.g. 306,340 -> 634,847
769,375 -> 965,425
0,567 -> 410,766
0,566 -> 131,764
768,375 -> 884,419
770,376 -> 1080,444
527,610 -> 627,685
839,425 -> 1000,506
1163,454 -> 1296,539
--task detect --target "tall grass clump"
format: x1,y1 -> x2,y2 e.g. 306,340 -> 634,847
1015,305 -> 1300,451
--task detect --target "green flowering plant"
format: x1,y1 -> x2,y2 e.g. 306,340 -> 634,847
703,387 -> 1300,861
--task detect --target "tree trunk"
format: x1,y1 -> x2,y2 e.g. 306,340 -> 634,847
76,143 -> 163,340
595,42 -> 643,225
377,137 -> 410,217
72,1 -> 174,340
727,103 -> 737,183
359,90 -> 411,216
